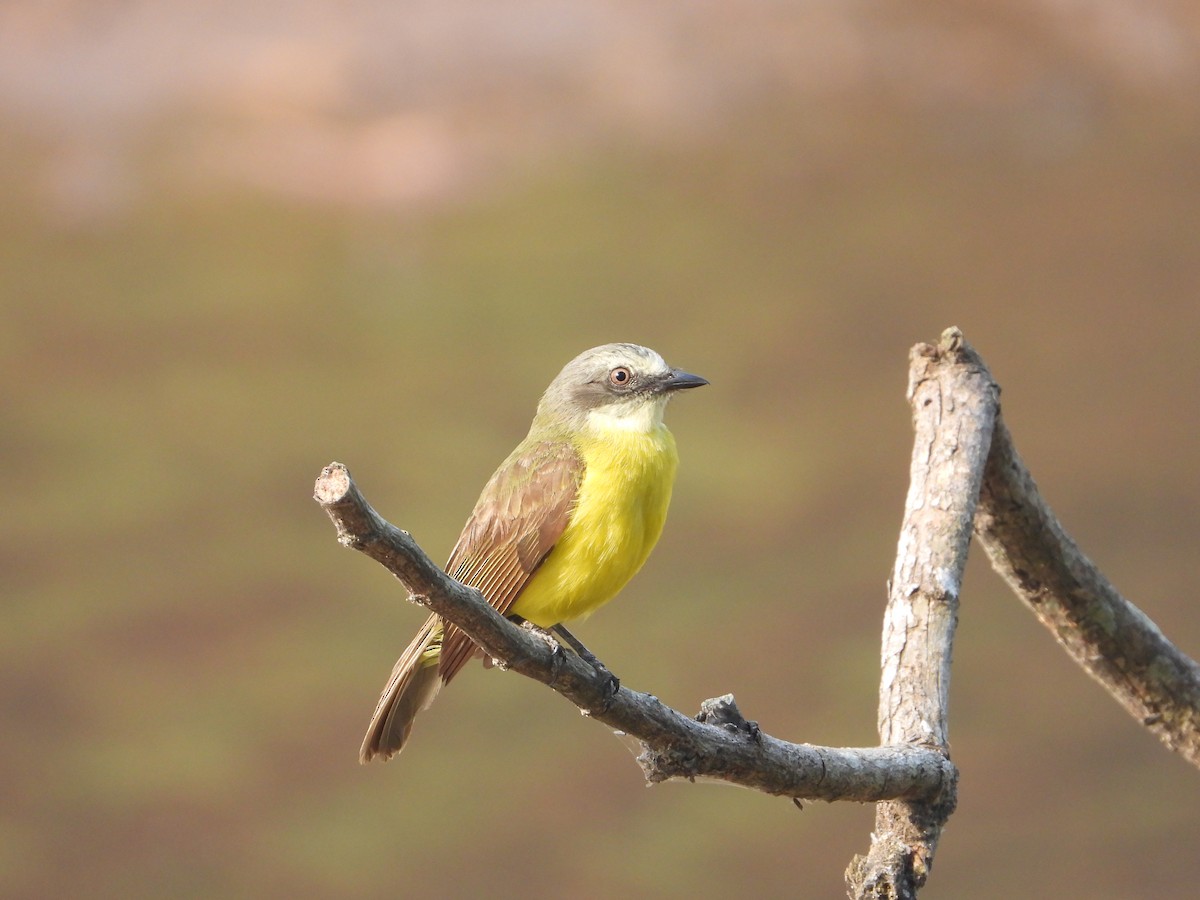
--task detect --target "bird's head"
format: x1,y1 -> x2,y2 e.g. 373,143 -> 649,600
538,343 -> 708,435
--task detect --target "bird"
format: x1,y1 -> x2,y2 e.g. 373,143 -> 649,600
360,342 -> 707,762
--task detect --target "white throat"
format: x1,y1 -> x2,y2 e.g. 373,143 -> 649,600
586,399 -> 666,435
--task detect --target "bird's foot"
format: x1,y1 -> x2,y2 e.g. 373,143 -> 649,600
548,624 -> 620,712
593,664 -> 621,714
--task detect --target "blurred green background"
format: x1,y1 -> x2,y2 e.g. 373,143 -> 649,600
4,3 -> 1200,897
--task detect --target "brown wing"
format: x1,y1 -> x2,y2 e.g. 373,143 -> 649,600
437,439 -> 583,683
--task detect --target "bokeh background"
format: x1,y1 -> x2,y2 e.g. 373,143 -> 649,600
4,2 -> 1200,897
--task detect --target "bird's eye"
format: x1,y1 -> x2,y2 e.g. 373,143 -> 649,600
608,366 -> 632,387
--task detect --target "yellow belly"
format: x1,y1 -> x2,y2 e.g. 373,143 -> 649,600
509,426 -> 678,627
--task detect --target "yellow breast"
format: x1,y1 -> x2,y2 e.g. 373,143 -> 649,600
510,425 -> 679,627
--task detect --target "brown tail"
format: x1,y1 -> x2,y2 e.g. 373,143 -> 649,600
359,614 -> 444,763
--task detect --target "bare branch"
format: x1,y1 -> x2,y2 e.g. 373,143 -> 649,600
847,327 -> 996,900
317,325 -> 1200,900
314,462 -> 955,803
974,414 -> 1200,769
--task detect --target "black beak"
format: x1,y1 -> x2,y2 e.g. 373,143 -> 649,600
659,368 -> 709,392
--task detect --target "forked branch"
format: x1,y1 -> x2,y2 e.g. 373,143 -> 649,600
848,326 -> 1200,899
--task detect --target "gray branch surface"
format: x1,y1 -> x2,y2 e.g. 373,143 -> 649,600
846,328 -> 994,900
314,462 -> 955,803
975,415 -> 1200,768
